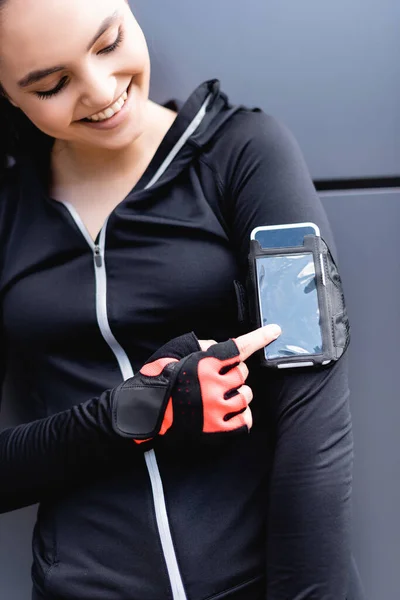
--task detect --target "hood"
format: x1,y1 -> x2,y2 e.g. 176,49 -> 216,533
140,79 -> 242,190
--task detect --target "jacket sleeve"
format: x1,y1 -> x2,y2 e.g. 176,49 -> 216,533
0,331 -> 203,514
218,111 -> 354,599
0,380 -> 133,515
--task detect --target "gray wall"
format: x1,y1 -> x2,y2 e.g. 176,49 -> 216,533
136,0 -> 400,180
322,189 -> 400,600
1,1 -> 399,598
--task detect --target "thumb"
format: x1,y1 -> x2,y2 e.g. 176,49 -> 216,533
233,324 -> 281,362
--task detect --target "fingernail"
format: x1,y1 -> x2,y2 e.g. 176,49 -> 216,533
264,324 -> 281,338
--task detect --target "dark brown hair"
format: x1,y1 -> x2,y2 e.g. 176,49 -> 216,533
0,0 -> 53,179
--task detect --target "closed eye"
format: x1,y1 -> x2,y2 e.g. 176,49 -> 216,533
35,27 -> 125,100
35,75 -> 69,99
98,27 -> 124,55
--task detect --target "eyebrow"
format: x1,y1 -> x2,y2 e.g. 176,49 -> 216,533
17,10 -> 120,88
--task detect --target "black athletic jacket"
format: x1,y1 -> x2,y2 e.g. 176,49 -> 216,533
0,80 -> 354,599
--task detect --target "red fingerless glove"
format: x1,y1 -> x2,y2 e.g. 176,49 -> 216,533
111,332 -> 252,443
170,338 -> 251,438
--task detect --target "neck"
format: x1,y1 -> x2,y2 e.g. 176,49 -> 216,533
53,139 -> 144,181
51,100 -> 166,182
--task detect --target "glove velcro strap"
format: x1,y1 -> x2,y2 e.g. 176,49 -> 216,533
170,354 -> 203,437
111,363 -> 179,439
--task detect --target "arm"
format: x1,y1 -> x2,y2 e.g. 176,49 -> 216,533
261,357 -> 352,599
0,331 -> 202,513
1,329 -> 271,515
217,112 -> 353,598
0,389 -> 133,514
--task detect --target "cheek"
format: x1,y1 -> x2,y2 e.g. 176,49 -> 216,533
124,23 -> 150,74
22,97 -> 74,134
126,45 -> 149,77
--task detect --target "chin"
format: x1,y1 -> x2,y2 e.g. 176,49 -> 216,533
82,120 -> 146,151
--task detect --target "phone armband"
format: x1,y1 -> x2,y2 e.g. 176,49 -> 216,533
247,235 -> 350,369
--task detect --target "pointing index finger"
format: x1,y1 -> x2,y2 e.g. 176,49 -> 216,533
234,324 -> 281,361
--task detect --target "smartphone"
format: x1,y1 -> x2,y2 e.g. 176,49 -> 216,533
250,223 -> 326,368
251,222 -> 320,249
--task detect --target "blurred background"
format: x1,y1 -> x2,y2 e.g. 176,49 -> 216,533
1,1 -> 399,598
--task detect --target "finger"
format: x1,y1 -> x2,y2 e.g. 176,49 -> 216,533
225,386 -> 253,412
233,384 -> 253,405
233,324 -> 281,362
227,385 -> 253,413
237,362 -> 249,382
198,339 -> 217,352
222,364 -> 246,389
224,405 -> 253,432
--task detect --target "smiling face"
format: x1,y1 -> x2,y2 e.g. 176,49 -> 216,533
0,0 -> 151,151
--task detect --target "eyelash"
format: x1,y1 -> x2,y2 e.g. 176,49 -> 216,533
98,28 -> 124,55
35,28 -> 125,100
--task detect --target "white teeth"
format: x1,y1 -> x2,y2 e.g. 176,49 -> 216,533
86,88 -> 128,122
103,107 -> 115,119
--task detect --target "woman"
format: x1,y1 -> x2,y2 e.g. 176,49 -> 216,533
0,0 -> 364,598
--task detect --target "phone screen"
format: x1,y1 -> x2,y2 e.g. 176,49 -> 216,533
253,225 -> 317,249
256,253 -> 323,360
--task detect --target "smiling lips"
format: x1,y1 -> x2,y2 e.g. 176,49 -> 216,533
85,89 -> 129,122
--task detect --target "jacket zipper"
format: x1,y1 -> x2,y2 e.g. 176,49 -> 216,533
94,245 -> 102,267
60,203 -> 187,600
59,92 -> 213,600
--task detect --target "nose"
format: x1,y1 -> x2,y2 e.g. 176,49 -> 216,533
79,68 -> 117,113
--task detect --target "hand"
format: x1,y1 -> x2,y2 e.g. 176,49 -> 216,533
192,325 -> 282,434
111,325 -> 281,443
197,325 -> 281,426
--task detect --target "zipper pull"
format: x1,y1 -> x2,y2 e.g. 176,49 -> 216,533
94,245 -> 102,267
